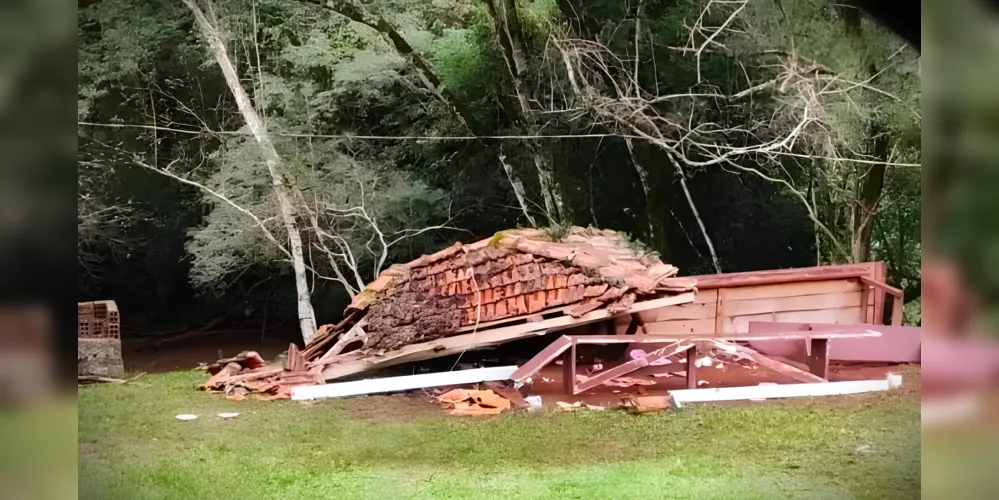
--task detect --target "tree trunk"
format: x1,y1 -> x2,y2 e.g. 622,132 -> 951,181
182,0 -> 318,344
850,151 -> 887,262
484,0 -> 570,224
307,0 -> 537,226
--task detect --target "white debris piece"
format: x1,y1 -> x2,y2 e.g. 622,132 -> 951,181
525,395 -> 543,412
175,414 -> 197,421
217,413 -> 239,419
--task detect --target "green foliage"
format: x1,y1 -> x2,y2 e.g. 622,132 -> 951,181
539,220 -> 571,242
76,0 -> 921,327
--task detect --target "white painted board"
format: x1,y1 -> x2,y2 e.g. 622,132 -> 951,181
292,365 -> 518,400
669,374 -> 901,407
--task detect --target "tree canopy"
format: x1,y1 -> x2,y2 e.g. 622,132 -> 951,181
78,0 -> 921,330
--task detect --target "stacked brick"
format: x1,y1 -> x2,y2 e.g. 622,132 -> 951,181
78,300 -> 120,339
78,300 -> 124,377
341,227 -> 692,352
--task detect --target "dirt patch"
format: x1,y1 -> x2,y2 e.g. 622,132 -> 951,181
342,393 -> 445,422
79,442 -> 101,459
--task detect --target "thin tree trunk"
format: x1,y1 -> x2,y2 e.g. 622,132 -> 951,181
851,158 -> 887,263
625,138 -> 656,241
305,0 -> 537,226
182,0 -> 318,344
484,0 -> 569,223
667,153 -> 722,273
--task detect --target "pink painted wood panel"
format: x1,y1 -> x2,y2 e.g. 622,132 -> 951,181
746,321 -> 920,363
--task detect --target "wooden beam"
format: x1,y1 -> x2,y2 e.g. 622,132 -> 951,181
573,341 -> 691,394
707,340 -> 826,383
692,262 -> 881,289
322,293 -> 696,381
568,330 -> 882,344
291,366 -> 518,400
685,346 -> 698,389
509,336 -> 571,385
562,340 -> 576,394
805,338 -> 829,379
669,374 -> 903,406
859,276 -> 903,298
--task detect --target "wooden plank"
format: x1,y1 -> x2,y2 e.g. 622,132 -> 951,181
562,340 -> 576,394
546,293 -> 697,333
772,306 -> 863,325
860,286 -> 873,323
324,292 -> 699,380
636,302 -> 716,322
669,374 -> 902,406
722,291 -> 863,317
574,341 -> 692,394
714,292 -> 725,334
805,338 -> 829,378
746,322 -> 920,363
570,331 -> 881,344
708,340 -> 826,383
686,346 -> 697,389
510,336 -> 572,384
291,366 -> 518,400
718,279 -> 862,302
644,318 -> 716,335
691,289 -> 718,304
692,262 -> 881,289
726,312 -> 775,334
860,276 -> 903,298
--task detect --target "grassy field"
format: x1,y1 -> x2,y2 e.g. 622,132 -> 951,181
79,365 -> 921,499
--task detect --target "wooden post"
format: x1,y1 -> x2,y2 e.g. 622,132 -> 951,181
685,345 -> 698,389
805,338 -> 829,379
860,286 -> 872,323
562,339 -> 576,395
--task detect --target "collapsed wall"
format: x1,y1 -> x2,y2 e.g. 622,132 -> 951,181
334,227 -> 687,353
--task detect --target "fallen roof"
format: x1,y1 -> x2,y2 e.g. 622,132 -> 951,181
199,226 -> 698,394
313,226 -> 696,355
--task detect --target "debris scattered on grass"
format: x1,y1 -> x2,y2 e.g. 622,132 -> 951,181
217,413 -> 239,419
855,444 -> 873,453
438,389 -> 511,415
525,395 -> 543,411
175,414 -> 197,421
602,377 -> 656,388
555,401 -> 583,411
622,395 -> 672,413
584,404 -> 606,411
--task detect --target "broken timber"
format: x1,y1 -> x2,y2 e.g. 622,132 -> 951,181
512,330 -> 882,394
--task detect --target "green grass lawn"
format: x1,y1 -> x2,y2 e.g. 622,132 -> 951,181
79,365 -> 921,499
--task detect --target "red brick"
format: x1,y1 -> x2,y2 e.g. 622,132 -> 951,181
516,295 -> 529,314
506,298 -> 519,316
555,275 -> 569,289
493,286 -> 506,301
495,301 -> 508,317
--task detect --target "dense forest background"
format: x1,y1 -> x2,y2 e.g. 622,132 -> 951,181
77,0 -> 920,336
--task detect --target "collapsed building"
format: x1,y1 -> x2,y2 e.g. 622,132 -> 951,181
198,226 -> 916,405
199,227 -> 697,398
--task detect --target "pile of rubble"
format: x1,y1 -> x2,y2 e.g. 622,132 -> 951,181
197,227 -> 697,400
